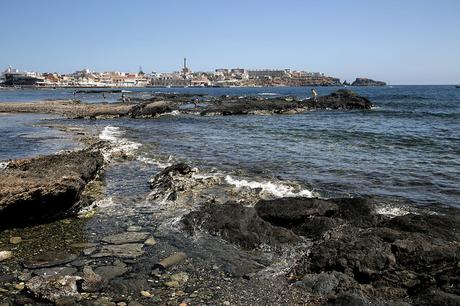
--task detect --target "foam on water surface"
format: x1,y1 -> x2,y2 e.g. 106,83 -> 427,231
224,175 -> 313,198
99,126 -> 142,160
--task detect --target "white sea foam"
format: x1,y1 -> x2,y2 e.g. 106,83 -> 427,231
137,155 -> 173,169
99,126 -> 142,160
224,175 -> 313,198
93,197 -> 115,208
258,92 -> 278,96
375,206 -> 410,217
0,161 -> 9,170
157,110 -> 180,117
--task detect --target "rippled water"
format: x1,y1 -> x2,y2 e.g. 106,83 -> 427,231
0,86 -> 459,207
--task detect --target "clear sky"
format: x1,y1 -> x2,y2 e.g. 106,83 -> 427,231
1,0 -> 459,84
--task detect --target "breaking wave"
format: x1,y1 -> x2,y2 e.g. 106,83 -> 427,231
224,175 -> 313,198
99,126 -> 142,160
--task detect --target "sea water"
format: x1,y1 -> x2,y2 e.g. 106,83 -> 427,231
0,85 -> 458,207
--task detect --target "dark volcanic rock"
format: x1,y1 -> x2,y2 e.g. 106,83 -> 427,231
127,100 -> 174,118
264,196 -> 460,304
182,202 -> 300,250
0,148 -> 103,229
351,78 -> 387,86
309,89 -> 373,110
149,162 -> 193,201
200,97 -> 306,116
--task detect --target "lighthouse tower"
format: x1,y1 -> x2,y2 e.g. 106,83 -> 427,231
181,57 -> 191,77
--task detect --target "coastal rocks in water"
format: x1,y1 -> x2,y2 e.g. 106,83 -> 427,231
255,197 -> 382,238
0,99 -> 178,119
101,232 -> 150,245
0,148 -> 104,229
25,275 -> 81,303
200,97 -> 306,116
149,162 -> 219,202
266,197 -> 460,304
351,77 -> 387,86
309,89 -> 373,110
182,202 -> 300,250
127,100 -> 174,118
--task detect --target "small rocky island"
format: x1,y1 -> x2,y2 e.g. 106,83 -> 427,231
352,78 -> 387,86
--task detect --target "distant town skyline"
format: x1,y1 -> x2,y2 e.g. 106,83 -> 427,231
1,0 -> 459,85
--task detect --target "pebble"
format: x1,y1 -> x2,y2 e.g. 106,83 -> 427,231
127,226 -> 143,232
144,237 -> 157,246
14,283 -> 25,290
116,302 -> 127,306
0,251 -> 13,262
140,290 -> 152,297
18,272 -> 32,282
223,301 -> 231,306
164,280 -> 180,288
179,303 -> 187,306
9,237 -> 22,244
170,272 -> 189,284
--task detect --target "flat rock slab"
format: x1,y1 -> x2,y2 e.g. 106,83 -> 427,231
101,232 -> 150,245
91,243 -> 144,258
0,148 -> 103,229
94,261 -> 128,280
23,251 -> 78,269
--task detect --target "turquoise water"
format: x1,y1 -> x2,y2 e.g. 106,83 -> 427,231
0,86 -> 459,207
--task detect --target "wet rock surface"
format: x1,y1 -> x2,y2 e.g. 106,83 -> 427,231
0,148 -> 104,229
182,201 -> 301,250
0,90 -> 374,119
308,89 -> 373,110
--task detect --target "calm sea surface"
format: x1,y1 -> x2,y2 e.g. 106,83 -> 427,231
0,86 -> 459,207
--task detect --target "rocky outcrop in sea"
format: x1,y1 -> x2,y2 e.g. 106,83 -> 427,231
352,78 -> 387,86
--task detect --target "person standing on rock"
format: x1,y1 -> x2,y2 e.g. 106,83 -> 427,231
311,88 -> 318,102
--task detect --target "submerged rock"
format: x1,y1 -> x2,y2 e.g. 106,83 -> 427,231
101,232 -> 150,245
94,261 -> 128,280
92,243 -> 145,258
23,251 -> 78,269
0,148 -> 104,229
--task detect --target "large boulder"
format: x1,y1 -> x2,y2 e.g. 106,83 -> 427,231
182,202 -> 300,250
309,89 -> 373,110
0,149 -> 103,228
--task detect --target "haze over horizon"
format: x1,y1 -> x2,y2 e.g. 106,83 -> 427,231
1,0 -> 459,85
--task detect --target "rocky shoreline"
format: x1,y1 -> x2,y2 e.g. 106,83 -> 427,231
0,147 -> 104,229
0,92 -> 459,305
0,90 -> 373,119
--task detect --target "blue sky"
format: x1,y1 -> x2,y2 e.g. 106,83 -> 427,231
1,0 -> 459,84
